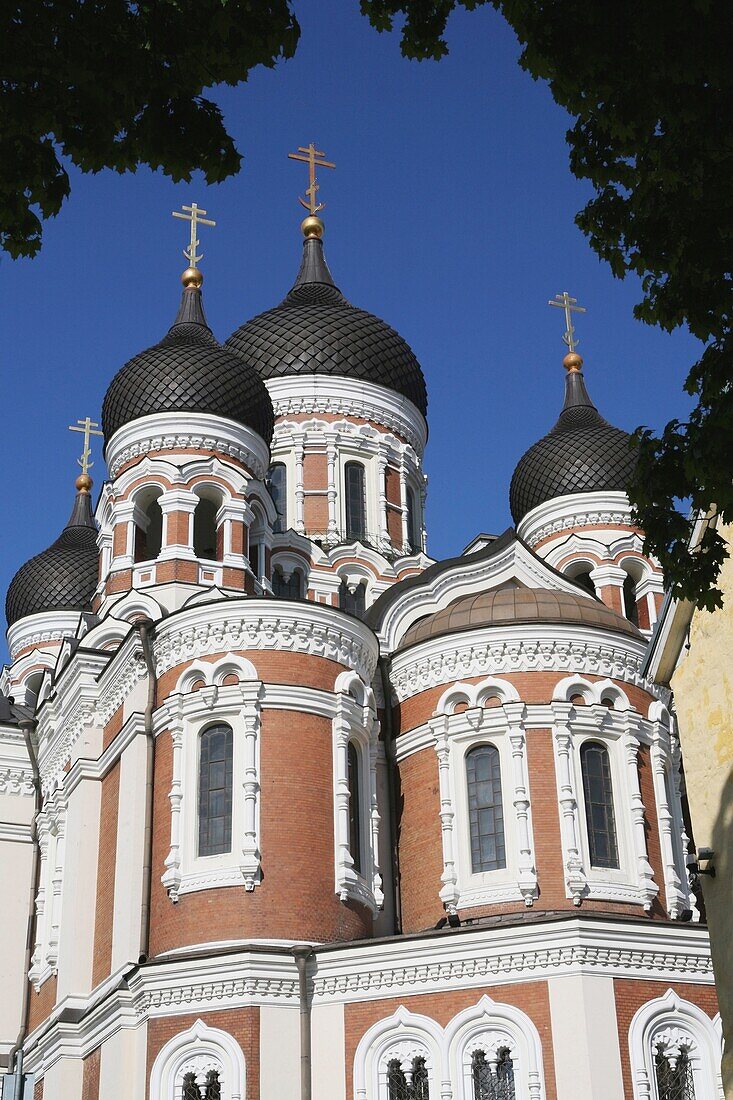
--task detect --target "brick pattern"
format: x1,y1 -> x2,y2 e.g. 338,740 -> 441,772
92,762 -> 121,986
146,1009 -> 259,1100
345,982 -> 557,1100
614,979 -> 719,1097
33,1079 -> 43,1100
157,650 -> 347,698
82,1047 -> 101,1100
282,410 -> 412,446
27,974 -> 57,1033
103,704 -> 124,752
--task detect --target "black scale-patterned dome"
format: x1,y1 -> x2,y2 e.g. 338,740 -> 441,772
225,235 -> 428,417
102,284 -> 274,444
6,488 -> 99,627
510,365 -> 637,524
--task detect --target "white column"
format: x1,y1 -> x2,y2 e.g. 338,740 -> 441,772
45,796 -> 66,969
650,721 -> 687,918
240,682 -> 263,891
333,698 -> 356,899
326,440 -> 338,541
377,451 -> 390,550
399,458 -> 409,552
29,810 -> 50,985
551,702 -> 587,905
670,718 -> 698,919
294,439 -> 305,534
158,488 -> 198,560
162,719 -> 184,901
430,715 -> 459,912
113,500 -> 138,569
504,701 -> 537,906
368,722 -> 384,908
622,710 -> 658,910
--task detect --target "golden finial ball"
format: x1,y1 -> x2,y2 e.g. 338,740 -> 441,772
181,266 -> 203,288
301,216 -> 324,240
75,473 -> 93,493
563,352 -> 584,373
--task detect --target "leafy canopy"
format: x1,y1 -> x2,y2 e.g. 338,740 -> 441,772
0,0 -> 299,257
361,0 -> 733,609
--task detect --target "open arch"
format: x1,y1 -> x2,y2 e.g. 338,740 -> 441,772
134,485 -> 164,562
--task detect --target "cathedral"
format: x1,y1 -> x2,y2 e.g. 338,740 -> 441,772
0,160 -> 723,1099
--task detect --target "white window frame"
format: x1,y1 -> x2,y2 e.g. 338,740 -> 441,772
628,989 -> 723,1100
29,787 -> 66,989
160,658 -> 263,900
354,1006 -> 443,1100
445,995 -> 546,1100
332,671 -> 383,914
149,1017 -> 246,1100
339,451 -> 376,545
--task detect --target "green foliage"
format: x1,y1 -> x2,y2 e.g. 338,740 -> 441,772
0,0 -> 299,257
362,0 -> 733,608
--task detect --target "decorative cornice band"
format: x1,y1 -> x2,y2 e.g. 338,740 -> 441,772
7,611 -> 82,662
517,492 -> 636,548
105,412 -> 270,480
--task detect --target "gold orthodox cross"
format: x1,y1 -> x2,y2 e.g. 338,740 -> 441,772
549,291 -> 586,354
172,202 -> 216,268
68,416 -> 103,477
288,143 -> 336,215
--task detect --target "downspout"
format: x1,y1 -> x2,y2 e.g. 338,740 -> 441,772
8,717 -> 42,1086
291,945 -> 314,1100
379,655 -> 402,934
135,619 -> 157,964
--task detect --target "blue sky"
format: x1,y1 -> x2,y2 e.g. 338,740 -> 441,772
1,0 -> 700,644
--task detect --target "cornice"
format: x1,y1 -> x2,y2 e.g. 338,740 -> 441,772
517,491 -> 636,549
105,412 -> 270,480
7,611 -> 82,663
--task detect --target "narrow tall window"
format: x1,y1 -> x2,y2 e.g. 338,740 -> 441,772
580,741 -> 619,869
471,1049 -> 515,1100
655,1046 -> 696,1100
267,463 -> 287,533
623,573 -> 639,626
134,495 -> 163,562
198,724 -> 233,858
387,1057 -> 430,1100
406,486 -> 420,553
194,498 -> 219,560
272,567 -> 302,599
339,580 -> 366,618
348,741 -> 362,875
466,744 -> 506,873
345,462 -> 366,541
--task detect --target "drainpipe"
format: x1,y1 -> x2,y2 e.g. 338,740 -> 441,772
7,717 -> 42,1089
379,655 -> 402,934
135,619 -> 157,964
291,945 -> 314,1100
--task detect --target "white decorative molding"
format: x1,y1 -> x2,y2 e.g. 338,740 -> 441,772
266,375 -> 428,455
446,995 -> 546,1100
149,1018 -> 246,1100
628,989 -> 723,1100
517,491 -> 637,549
389,623 -> 653,703
29,787 -> 67,989
353,1005 -> 442,1100
105,412 -> 270,480
7,610 -> 83,662
0,765 -> 35,797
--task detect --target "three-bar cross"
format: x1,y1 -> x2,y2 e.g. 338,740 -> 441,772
548,291 -> 586,354
172,202 -> 216,268
68,416 -> 103,477
288,143 -> 336,215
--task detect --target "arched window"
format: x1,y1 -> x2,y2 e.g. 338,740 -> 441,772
573,570 -> 596,596
339,580 -> 367,618
348,741 -> 363,876
387,1056 -> 430,1100
248,505 -> 266,583
182,1070 -> 222,1100
580,741 -> 619,869
266,463 -> 287,534
194,498 -> 220,561
471,1048 -> 515,1100
655,1046 -> 696,1100
134,493 -> 163,562
198,724 -> 233,858
466,745 -> 506,873
272,566 -> 302,600
406,487 -> 420,553
624,573 -> 639,626
345,462 -> 366,541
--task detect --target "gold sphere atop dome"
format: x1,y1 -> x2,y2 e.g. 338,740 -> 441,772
75,473 -> 93,493
563,351 -> 584,373
181,266 -> 203,289
301,215 -> 324,240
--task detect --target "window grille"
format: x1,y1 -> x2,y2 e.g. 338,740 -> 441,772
181,1070 -> 222,1100
348,741 -> 363,875
655,1048 -> 696,1100
580,741 -> 619,868
471,1049 -> 516,1100
198,724 -> 234,857
466,744 -> 506,873
387,1056 -> 430,1099
345,462 -> 367,541
267,463 -> 287,533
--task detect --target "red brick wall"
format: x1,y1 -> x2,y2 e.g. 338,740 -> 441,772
157,651 -> 346,698
93,762 -> 120,986
103,704 -> 124,752
146,1009 -> 259,1100
345,981 -> 557,1100
27,974 -> 57,1033
33,1080 -> 43,1100
82,1047 -> 101,1099
614,979 -> 719,1097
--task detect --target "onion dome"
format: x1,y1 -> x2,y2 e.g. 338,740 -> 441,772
102,274 -> 274,445
400,585 -> 642,651
509,354 -> 637,524
6,477 -> 99,628
225,222 -> 428,416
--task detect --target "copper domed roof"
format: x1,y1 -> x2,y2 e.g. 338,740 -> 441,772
225,237 -> 428,416
399,585 -> 642,650
102,285 -> 274,445
509,367 -> 637,524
